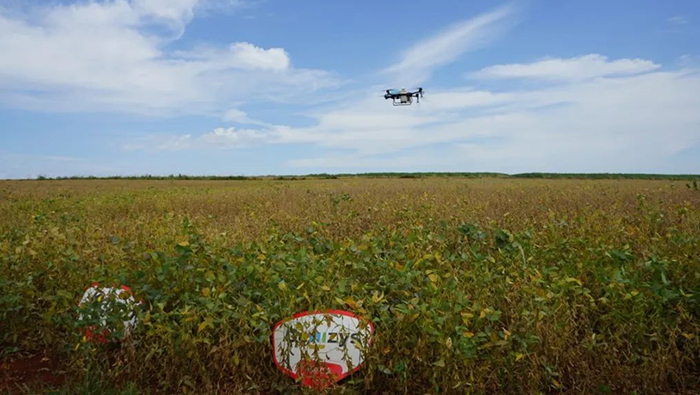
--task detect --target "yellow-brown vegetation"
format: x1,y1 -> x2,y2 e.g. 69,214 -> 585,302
1,178 -> 699,394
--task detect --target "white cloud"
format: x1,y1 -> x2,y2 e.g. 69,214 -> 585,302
667,16 -> 688,25
386,5 -> 517,85
223,109 -> 251,123
112,0 -> 699,174
225,42 -> 289,71
133,0 -> 198,25
129,56 -> 700,174
0,151 -> 120,179
426,89 -> 514,110
473,54 -> 660,81
158,134 -> 193,151
281,64 -> 700,173
177,42 -> 290,71
679,54 -> 700,69
222,108 -> 271,126
130,126 -> 276,152
0,1 -> 338,115
198,127 -> 271,148
8,2 -> 698,175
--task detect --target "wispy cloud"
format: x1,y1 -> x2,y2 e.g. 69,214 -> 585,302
667,16 -> 689,25
133,56 -> 700,174
309,62 -> 700,172
0,151 -> 120,179
222,108 -> 272,126
125,126 -> 277,152
7,2 -> 699,176
472,54 -> 660,81
385,4 -> 518,85
0,0 -> 338,116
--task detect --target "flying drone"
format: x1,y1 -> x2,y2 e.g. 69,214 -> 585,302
384,88 -> 423,106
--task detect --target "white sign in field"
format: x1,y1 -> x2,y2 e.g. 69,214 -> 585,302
78,283 -> 139,343
272,310 -> 374,389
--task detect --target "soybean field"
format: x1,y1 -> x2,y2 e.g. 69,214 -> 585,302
1,177 -> 700,394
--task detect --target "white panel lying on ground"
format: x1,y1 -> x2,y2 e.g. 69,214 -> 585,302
78,283 -> 139,342
272,310 -> 374,388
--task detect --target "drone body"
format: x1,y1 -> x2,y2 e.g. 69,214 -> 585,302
384,88 -> 423,106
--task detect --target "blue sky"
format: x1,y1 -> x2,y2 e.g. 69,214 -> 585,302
1,0 -> 699,178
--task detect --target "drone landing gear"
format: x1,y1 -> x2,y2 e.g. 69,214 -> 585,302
392,95 -> 418,106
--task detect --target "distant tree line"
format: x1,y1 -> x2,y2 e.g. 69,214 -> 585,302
19,172 -> 700,181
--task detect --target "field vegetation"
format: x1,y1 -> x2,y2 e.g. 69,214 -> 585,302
1,177 -> 699,394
